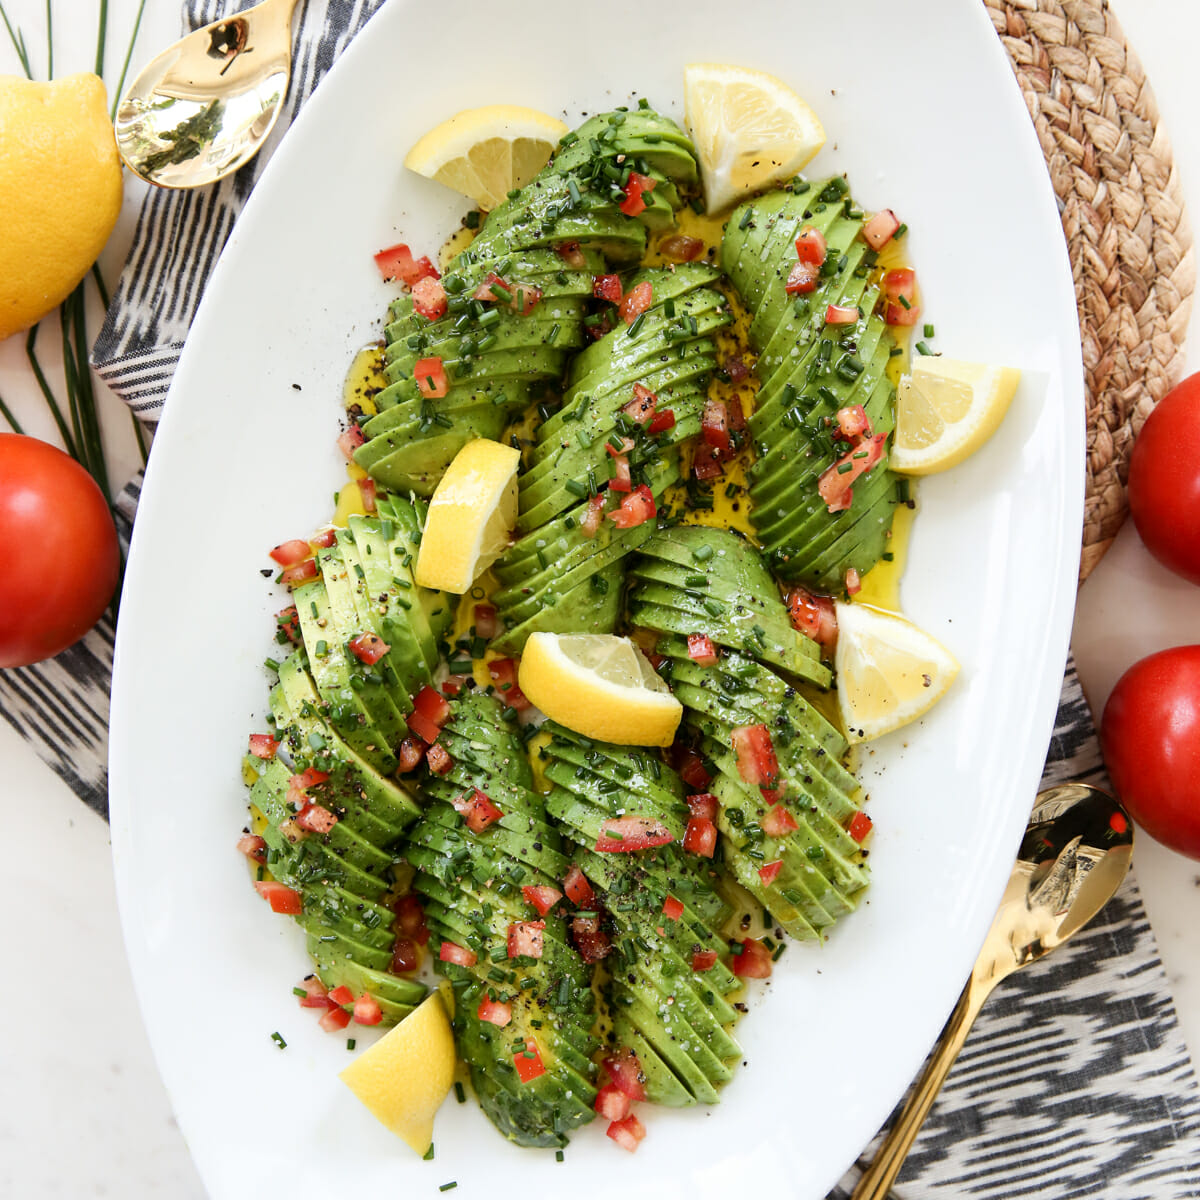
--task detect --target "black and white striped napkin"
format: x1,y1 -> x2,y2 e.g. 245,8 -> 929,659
3,0 -> 1198,1194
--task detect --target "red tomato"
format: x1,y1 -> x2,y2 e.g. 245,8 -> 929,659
352,993 -> 383,1026
337,425 -> 365,459
795,225 -> 827,265
592,274 -> 623,304
507,920 -> 545,959
439,940 -> 477,968
818,431 -> 887,514
659,234 -> 704,262
687,633 -> 720,666
594,815 -> 674,852
396,736 -> 425,773
581,492 -> 607,538
0,435 -> 120,668
248,734 -> 279,759
348,632 -> 389,665
487,657 -> 530,710
254,881 -> 303,915
477,995 -> 512,1027
607,1114 -> 646,1152
296,975 -> 329,1008
563,865 -> 596,908
1100,646 -> 1200,858
1128,374 -> 1200,585
522,885 -> 562,915
319,1006 -> 351,1033
513,1039 -> 546,1083
619,281 -> 653,325
411,276 -> 448,320
595,1083 -> 631,1121
785,260 -> 820,295
373,243 -> 439,286
825,303 -> 859,325
731,937 -> 773,979
425,743 -> 453,774
602,1048 -> 646,1100
237,834 -> 267,863
414,356 -> 449,399
661,895 -> 684,922
280,558 -> 318,586
270,538 -> 313,566
848,811 -> 873,842
758,860 -> 783,886
608,484 -> 656,529
683,816 -> 717,857
686,792 -> 718,820
571,914 -> 611,962
619,172 -> 656,216
861,208 -> 900,250
692,949 -> 718,972
453,787 -> 504,833
762,806 -> 799,838
731,724 -> 780,787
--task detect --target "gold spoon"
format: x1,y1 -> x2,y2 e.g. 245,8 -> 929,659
113,0 -> 299,188
851,781 -> 1133,1200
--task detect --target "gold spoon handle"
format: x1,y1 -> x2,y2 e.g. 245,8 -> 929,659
850,976 -> 992,1200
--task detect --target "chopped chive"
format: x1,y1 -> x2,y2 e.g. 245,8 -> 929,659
270,1032 -> 286,1049
923,323 -> 935,338
692,543 -> 714,562
836,462 -> 854,474
292,986 -> 308,998
556,1149 -> 565,1163
423,1145 -> 436,1161
897,295 -> 911,310
347,1038 -> 356,1050
454,1081 -> 466,1104
627,312 -> 646,338
916,341 -> 933,356
264,657 -> 281,672
439,1184 -> 457,1193
896,222 -> 908,237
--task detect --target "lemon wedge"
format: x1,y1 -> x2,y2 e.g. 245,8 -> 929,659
339,992 -> 456,1155
834,603 -> 959,743
518,633 -> 683,747
892,357 -> 1021,475
414,438 -> 520,593
404,105 -> 568,211
683,63 -> 825,214
0,73 -> 123,340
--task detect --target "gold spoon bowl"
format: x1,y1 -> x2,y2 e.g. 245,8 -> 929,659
114,0 -> 299,188
852,781 -> 1134,1200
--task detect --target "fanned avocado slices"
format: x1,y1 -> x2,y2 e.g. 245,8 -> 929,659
537,723 -> 742,1107
355,107 -> 703,496
722,178 -> 905,590
629,526 -> 870,942
489,263 -> 731,652
407,691 -> 599,1149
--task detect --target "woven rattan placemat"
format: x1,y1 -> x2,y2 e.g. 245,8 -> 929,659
984,0 -> 1195,579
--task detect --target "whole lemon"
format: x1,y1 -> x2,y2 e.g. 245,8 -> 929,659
0,72 -> 123,340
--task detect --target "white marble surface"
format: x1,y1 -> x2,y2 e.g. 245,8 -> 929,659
2,1 -> 1200,1195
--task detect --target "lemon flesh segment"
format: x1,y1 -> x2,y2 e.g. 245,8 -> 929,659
892,357 -> 1021,476
518,633 -> 683,747
834,602 -> 959,743
684,62 -> 825,215
415,438 -> 521,593
339,992 -> 456,1155
404,105 -> 569,211
0,73 -> 123,340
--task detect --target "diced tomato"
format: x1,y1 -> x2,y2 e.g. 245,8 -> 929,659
845,567 -> 862,595
623,383 -> 657,424
353,993 -> 383,1026
474,271 -> 510,303
275,606 -> 301,644
563,865 -> 597,908
395,893 -> 430,945
510,282 -> 542,316
327,984 -> 354,1006
297,975 -> 329,1009
593,274 -> 624,304
731,937 -> 773,979
825,303 -> 859,325
295,803 -> 338,834
862,208 -> 901,251
580,492 -> 607,538
507,920 -> 545,959
487,657 -> 531,710
693,949 -> 718,972
453,787 -> 504,833
683,816 -> 717,858
687,633 -> 720,667
758,860 -> 783,887
692,443 -> 725,481
785,260 -> 820,295
595,815 -> 674,852
248,733 -> 279,759
762,806 -> 800,837
731,725 -> 780,788
270,538 -> 312,567
414,356 -> 449,399
818,431 -> 887,514
348,632 -> 390,665
441,676 -> 464,697
254,881 -> 302,914
608,451 -> 632,493
309,527 -> 337,549
701,398 -> 731,455
795,225 -> 827,265
373,243 -> 439,286
406,710 -> 441,745
319,1005 -> 352,1033
837,405 -> 871,440
686,792 -> 719,820
439,940 -> 477,968
289,767 -> 329,796
661,895 -> 684,922
556,241 -> 586,269
603,1048 -> 647,1101
658,233 -> 705,262
390,936 -> 418,974
607,1114 -> 646,1153
426,743 -> 453,774
883,268 -> 920,326
571,914 -> 612,962
677,748 -> 712,790
513,1040 -> 546,1083
413,684 -> 452,727
595,1084 -> 632,1122
522,885 -> 562,916
647,408 -> 676,435
337,425 -> 366,460
473,603 -> 499,640
619,281 -> 653,325
412,276 -> 448,320
237,833 -> 267,864
786,587 -> 839,654
727,393 -> 746,430
848,811 -> 874,842
477,995 -> 512,1027
619,172 -> 657,216
358,477 -> 377,514
396,736 -> 425,773
608,484 -> 656,530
